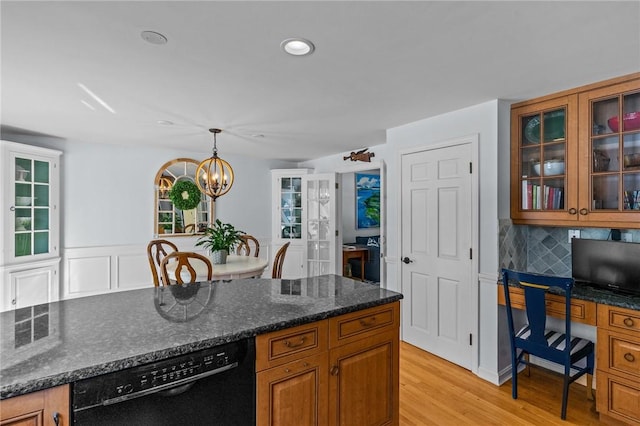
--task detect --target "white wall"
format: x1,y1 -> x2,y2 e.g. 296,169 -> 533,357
2,133 -> 296,248
302,100 -> 503,381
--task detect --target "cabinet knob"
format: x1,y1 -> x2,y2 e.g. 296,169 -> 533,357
330,365 -> 339,376
10,206 -> 16,211
623,317 -> 635,327
53,412 -> 60,426
11,299 -> 16,305
624,353 -> 635,363
568,208 -> 577,215
579,208 -> 588,215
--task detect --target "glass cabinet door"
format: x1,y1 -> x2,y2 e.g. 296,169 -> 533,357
13,156 -> 52,257
592,91 -> 640,210
279,177 -> 303,239
583,86 -> 640,216
518,108 -> 567,211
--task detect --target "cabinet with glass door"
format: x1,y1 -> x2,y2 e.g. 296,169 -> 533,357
1,141 -> 61,311
511,95 -> 578,224
578,78 -> 640,226
271,169 -> 311,279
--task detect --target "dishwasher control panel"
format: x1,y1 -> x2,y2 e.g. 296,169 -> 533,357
73,340 -> 245,410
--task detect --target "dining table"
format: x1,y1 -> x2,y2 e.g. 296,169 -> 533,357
166,254 -> 269,281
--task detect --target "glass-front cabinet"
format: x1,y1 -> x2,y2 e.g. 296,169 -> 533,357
1,141 -> 61,311
271,169 -> 311,279
279,176 -> 303,240
511,95 -> 578,223
511,73 -> 640,228
578,80 -> 640,224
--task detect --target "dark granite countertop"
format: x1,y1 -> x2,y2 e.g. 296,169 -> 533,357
0,275 -> 402,399
500,278 -> 640,311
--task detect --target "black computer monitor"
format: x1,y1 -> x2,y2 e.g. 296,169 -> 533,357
571,238 -> 640,296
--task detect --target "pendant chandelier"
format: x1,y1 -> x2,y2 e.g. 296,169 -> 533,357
195,128 -> 234,201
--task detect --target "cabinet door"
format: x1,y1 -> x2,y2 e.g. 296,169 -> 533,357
0,385 -> 69,426
328,330 -> 399,426
578,78 -> 640,226
257,353 -> 328,426
510,95 -> 579,223
4,264 -> 58,311
275,175 -> 305,242
9,151 -> 59,262
303,174 -> 337,277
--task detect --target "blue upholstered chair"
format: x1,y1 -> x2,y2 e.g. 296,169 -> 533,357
501,268 -> 595,420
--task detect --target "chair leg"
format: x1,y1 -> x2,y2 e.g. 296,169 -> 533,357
511,353 -> 518,400
524,353 -> 530,377
561,372 -> 570,420
586,373 -> 594,401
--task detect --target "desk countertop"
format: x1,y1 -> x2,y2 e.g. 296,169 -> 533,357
0,275 -> 402,399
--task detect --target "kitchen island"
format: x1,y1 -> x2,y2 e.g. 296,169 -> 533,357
1,275 -> 402,424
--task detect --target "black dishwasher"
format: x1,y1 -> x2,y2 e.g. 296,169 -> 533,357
72,339 -> 255,425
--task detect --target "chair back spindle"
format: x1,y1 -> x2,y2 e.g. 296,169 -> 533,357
147,239 -> 178,286
160,251 -> 213,285
272,242 -> 290,279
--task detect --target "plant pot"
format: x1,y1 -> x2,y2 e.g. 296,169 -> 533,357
211,249 -> 228,265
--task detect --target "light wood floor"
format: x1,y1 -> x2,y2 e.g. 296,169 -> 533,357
399,341 -> 601,425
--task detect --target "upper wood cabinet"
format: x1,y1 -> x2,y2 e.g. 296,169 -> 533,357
511,73 -> 640,228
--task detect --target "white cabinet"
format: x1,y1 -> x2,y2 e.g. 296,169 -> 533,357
1,141 -> 61,311
271,169 -> 311,279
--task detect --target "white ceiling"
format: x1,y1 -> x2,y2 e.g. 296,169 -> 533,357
1,1 -> 639,161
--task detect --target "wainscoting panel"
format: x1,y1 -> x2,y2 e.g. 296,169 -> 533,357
63,238 -> 271,300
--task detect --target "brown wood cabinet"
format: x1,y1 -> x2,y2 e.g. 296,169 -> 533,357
597,304 -> 640,425
256,302 -> 400,426
497,284 -> 597,325
0,385 -> 69,426
511,72 -> 640,228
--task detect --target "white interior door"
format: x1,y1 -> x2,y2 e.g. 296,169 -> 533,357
400,141 -> 474,369
303,173 -> 337,277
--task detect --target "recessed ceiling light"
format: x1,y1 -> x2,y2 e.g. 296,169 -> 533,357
141,31 -> 168,45
251,134 -> 265,138
281,38 -> 315,56
157,120 -> 174,126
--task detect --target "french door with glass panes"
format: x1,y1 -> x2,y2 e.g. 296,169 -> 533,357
302,174 -> 337,277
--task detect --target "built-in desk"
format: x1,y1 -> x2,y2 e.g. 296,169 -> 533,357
498,282 -> 640,425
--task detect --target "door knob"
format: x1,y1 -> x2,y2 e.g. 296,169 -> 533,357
402,257 -> 413,264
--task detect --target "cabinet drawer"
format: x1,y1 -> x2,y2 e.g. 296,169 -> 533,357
598,304 -> 640,334
597,371 -> 640,425
497,285 -> 597,325
256,320 -> 328,371
329,302 -> 399,348
598,328 -> 640,378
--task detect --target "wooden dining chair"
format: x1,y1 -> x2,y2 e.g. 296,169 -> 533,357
183,223 -> 196,234
236,235 -> 260,257
271,242 -> 290,279
501,268 -> 595,420
147,239 -> 178,286
160,251 -> 213,285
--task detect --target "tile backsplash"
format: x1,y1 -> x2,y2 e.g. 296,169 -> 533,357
498,219 -> 640,277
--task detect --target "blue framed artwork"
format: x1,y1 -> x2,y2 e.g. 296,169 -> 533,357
356,173 -> 380,229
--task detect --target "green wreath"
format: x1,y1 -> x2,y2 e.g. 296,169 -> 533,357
168,180 -> 201,210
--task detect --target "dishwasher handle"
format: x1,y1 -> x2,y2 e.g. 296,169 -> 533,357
91,362 -> 238,408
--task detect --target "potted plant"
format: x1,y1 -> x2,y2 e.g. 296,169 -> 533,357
195,219 -> 245,264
